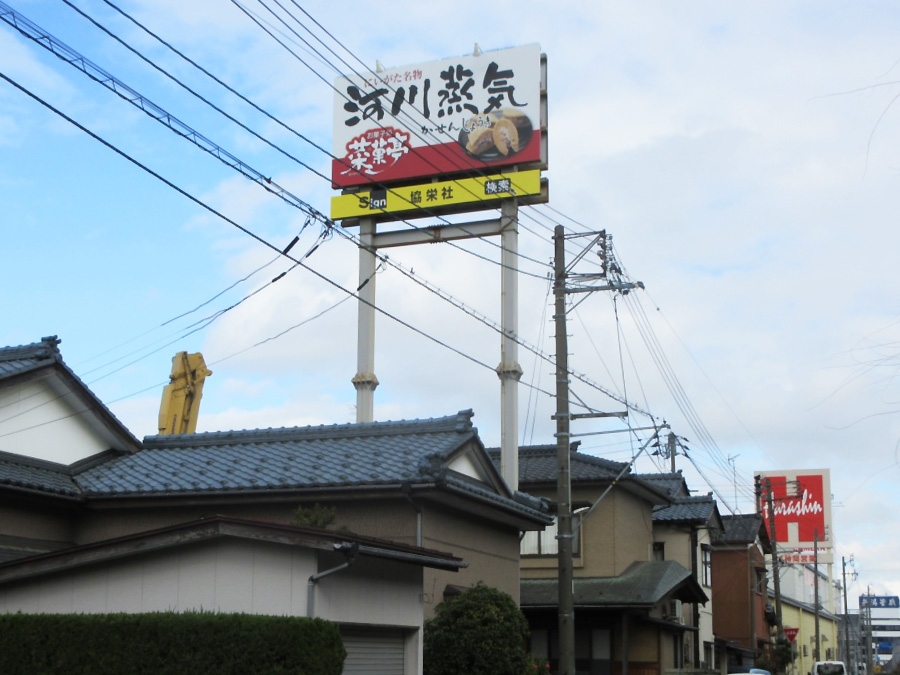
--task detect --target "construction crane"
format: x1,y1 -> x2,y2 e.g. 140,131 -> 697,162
157,352 -> 212,435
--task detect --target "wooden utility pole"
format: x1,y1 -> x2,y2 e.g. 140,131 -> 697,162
814,528 -> 821,661
553,225 -> 575,675
552,226 -> 640,675
761,477 -> 786,649
841,556 -> 852,668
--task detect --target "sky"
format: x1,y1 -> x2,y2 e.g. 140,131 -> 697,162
2,0 -> 900,606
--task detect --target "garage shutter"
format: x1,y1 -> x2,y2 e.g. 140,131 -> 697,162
341,629 -> 405,675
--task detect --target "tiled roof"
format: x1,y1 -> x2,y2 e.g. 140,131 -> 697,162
0,451 -> 80,497
69,410 -> 550,524
487,444 -> 630,484
0,336 -> 63,380
652,494 -> 718,523
487,445 -> 671,506
79,411 -> 480,495
639,471 -> 690,498
521,560 -> 708,608
715,513 -> 767,545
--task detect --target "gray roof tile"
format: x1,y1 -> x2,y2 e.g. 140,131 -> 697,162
80,411 -> 479,495
521,560 -> 708,607
652,494 -> 718,523
715,513 -> 768,545
0,452 -> 80,497
487,444 -> 629,484
69,411 -> 550,524
0,336 -> 62,380
640,472 -> 690,498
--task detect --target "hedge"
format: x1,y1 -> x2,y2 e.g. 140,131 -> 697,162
0,612 -> 345,674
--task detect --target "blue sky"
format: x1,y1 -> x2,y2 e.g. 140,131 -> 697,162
2,0 -> 900,604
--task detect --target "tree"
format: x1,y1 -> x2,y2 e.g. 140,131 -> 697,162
423,582 -> 534,675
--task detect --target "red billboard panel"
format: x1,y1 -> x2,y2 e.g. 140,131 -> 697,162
331,44 -> 544,189
755,469 -> 832,561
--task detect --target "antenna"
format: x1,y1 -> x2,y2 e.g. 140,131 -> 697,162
728,454 -> 739,510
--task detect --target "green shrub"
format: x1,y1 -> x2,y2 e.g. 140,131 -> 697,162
424,582 -> 531,675
0,612 -> 345,674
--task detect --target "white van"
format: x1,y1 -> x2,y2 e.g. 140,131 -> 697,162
812,661 -> 847,675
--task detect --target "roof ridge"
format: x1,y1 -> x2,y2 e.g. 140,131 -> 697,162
0,335 -> 62,363
0,448 -> 72,474
144,409 -> 476,448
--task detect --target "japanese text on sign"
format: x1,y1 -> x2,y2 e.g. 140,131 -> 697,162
332,44 -> 543,188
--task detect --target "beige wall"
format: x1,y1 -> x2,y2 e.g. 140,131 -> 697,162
0,501 -> 75,543
521,485 -> 656,579
419,503 -> 522,616
67,494 -> 521,620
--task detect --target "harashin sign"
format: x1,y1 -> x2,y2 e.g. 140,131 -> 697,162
331,44 -> 545,189
756,469 -> 833,564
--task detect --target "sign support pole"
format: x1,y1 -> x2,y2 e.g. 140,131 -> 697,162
353,217 -> 379,422
497,198 -> 522,491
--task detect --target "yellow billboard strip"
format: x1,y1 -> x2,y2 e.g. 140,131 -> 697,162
330,169 -> 542,221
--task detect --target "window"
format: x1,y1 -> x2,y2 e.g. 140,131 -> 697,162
521,509 -> 585,557
754,568 -> 766,594
521,520 -> 558,556
703,642 -> 714,670
653,542 -> 665,561
701,545 -> 712,587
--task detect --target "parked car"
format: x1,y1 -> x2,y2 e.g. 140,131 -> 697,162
812,662 -> 847,675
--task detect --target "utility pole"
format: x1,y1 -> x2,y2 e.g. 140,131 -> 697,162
814,529 -> 821,661
553,227 -> 641,675
553,225 -> 575,675
866,588 -> 874,675
760,477 -> 786,651
841,556 -> 852,668
667,432 -> 677,472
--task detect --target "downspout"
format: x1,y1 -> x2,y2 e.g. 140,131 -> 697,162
401,482 -> 422,547
692,526 -> 701,667
307,542 -> 359,618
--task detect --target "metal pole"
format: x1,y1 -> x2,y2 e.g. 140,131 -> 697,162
842,557 -> 851,668
353,218 -> 378,422
554,225 -> 575,675
497,198 -> 522,491
814,529 -> 821,661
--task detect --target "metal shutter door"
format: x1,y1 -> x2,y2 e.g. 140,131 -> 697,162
342,629 -> 405,675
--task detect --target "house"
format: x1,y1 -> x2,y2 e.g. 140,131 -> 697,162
710,513 -> 773,670
489,444 -> 709,675
651,489 -> 724,671
0,336 -> 552,675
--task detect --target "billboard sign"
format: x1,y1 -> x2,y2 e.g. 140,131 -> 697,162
861,596 -> 900,610
756,469 -> 832,562
332,44 -> 544,189
330,169 -> 544,221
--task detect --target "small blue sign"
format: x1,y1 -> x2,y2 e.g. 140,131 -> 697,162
860,595 -> 900,608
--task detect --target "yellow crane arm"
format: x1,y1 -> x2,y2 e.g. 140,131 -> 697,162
157,352 -> 212,435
